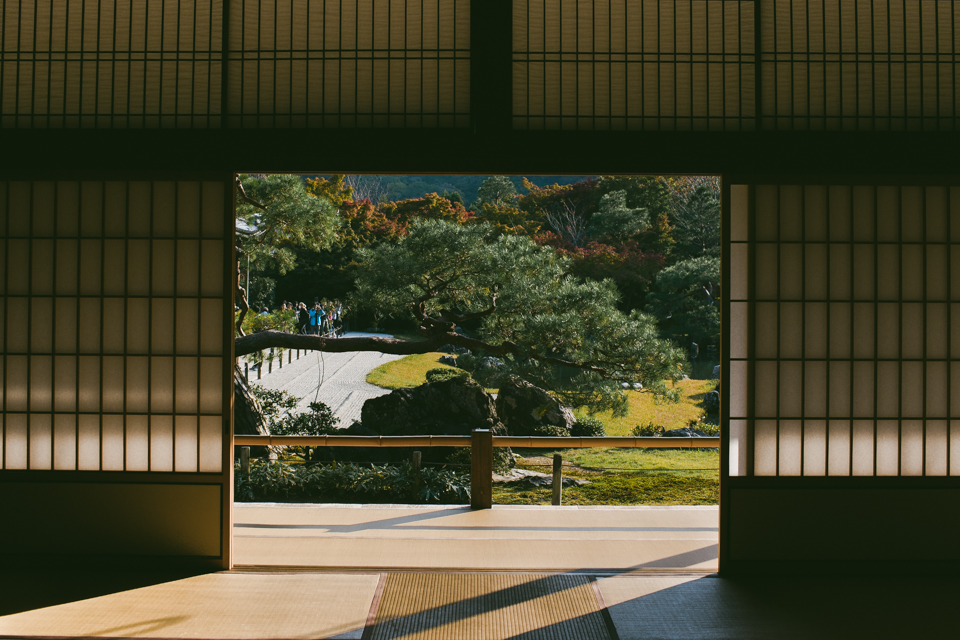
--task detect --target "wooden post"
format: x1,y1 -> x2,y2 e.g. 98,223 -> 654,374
241,446 -> 250,476
244,362 -> 249,383
278,350 -> 282,368
552,453 -> 562,506
470,429 -> 493,509
257,358 -> 262,380
268,354 -> 272,374
289,350 -> 292,364
412,451 -> 422,501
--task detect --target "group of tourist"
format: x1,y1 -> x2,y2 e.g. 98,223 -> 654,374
282,299 -> 345,337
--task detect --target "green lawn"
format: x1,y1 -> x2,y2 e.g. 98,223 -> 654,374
366,351 -> 720,505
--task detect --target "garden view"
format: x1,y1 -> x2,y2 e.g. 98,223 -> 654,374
233,174 -> 721,506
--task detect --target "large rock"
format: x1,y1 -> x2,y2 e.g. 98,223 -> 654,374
495,376 -> 575,436
359,377 -> 510,467
362,377 -> 502,436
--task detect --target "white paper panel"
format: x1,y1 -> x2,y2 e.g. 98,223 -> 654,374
127,239 -> 151,295
199,358 -> 223,414
852,244 -> 875,300
828,420 -> 851,476
804,186 -> 828,242
730,243 -> 748,300
124,415 -> 150,472
926,302 -> 948,359
828,361 -> 851,418
802,420 -> 826,476
152,240 -> 176,295
31,240 -> 54,294
779,303 -> 802,359
4,414 -> 28,470
899,421 -> 924,477
755,186 -> 779,241
730,185 -> 749,242
829,302 -> 851,358
55,240 -> 79,295
126,298 -> 150,354
876,362 -> 900,418
828,244 -> 851,299
754,302 -> 777,359
927,244 -> 948,300
125,356 -> 150,413
176,298 -> 200,354
30,298 -> 53,353
779,244 -> 803,300
803,303 -> 827,359
28,414 -> 52,470
729,419 -> 747,476
778,420 -> 802,476
5,355 -> 28,411
901,244 -> 924,301
6,241 -> 30,295
78,239 -> 102,296
199,416 -> 223,473
150,357 -> 174,414
101,415 -> 125,471
77,414 -> 101,471
151,298 -> 175,354
876,244 -> 899,300
754,243 -> 778,299
103,239 -> 126,295
175,416 -> 199,473
852,303 -> 875,359
925,420 -> 948,477
53,414 -> 77,471
754,420 -> 778,476
876,303 -> 900,358
803,361 -> 826,418
951,422 -> 960,477
200,240 -> 224,296
779,361 -> 802,417
900,361 -> 923,418
753,361 -> 778,418
54,355 -> 77,411
926,361 -> 948,418
876,421 -> 900,476
200,298 -> 224,355
100,298 -> 124,354
150,415 -> 174,472
29,356 -> 52,411
804,244 -> 827,299
851,420 -> 875,476
779,186 -> 803,242
730,302 -> 748,360
177,240 -> 200,296
54,297 -> 78,353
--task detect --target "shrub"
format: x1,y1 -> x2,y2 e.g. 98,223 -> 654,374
235,459 -> 470,504
426,367 -> 471,383
456,353 -> 478,372
532,424 -> 571,437
632,423 -> 665,437
571,416 -> 606,437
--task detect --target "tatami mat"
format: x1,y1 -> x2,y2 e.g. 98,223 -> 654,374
369,573 -> 612,640
0,573 -> 378,639
234,504 -> 719,572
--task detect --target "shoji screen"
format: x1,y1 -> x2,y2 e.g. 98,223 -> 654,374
512,0 -> 757,130
729,183 -> 960,477
226,0 -> 471,128
0,1 -> 223,128
760,0 -> 960,130
1,181 -> 227,474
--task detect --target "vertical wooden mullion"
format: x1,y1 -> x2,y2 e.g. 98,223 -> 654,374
122,181 -> 129,471
872,185 -> 879,476
775,184 -> 781,475
196,182 -> 203,472
849,183 -> 855,476
921,185 -> 928,475
26,182 -> 34,470
754,0 -> 761,130
221,0 -> 230,127
948,185 -> 953,475
98,179 -> 107,471
719,177 -> 731,571
221,175 -> 237,569
172,182 -> 178,472
2,181 -> 9,469
147,182 -> 155,471
897,187 -> 903,476
824,184 -> 832,474
800,184 -> 807,475
746,182 -> 756,477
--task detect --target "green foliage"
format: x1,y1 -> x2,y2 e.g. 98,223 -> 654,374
250,385 -> 298,421
351,219 -> 686,414
647,379 -> 682,404
588,190 -> 650,244
531,425 -> 571,437
693,422 -> 721,437
667,181 -> 721,260
474,175 -> 517,208
571,416 -> 606,437
632,423 -> 666,437
645,255 -> 721,347
235,460 -> 470,504
242,308 -> 298,335
425,367 -> 471,383
271,402 -> 340,437
236,174 -> 339,274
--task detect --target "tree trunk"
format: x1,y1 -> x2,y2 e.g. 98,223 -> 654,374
233,364 -> 272,459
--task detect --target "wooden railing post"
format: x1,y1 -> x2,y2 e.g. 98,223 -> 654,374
411,451 -> 422,501
552,453 -> 562,505
240,446 -> 250,476
471,429 -> 493,509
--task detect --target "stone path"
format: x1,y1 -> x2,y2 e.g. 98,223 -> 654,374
245,332 -> 405,426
